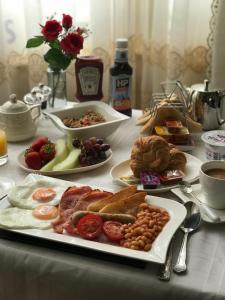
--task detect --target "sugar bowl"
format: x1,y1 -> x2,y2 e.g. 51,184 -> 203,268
0,94 -> 41,142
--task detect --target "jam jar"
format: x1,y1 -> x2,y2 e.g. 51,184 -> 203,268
75,56 -> 103,101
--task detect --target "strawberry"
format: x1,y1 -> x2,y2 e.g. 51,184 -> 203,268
24,147 -> 34,158
25,151 -> 42,170
31,137 -> 49,151
39,143 -> 56,162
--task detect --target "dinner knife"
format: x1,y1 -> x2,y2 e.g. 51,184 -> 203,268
157,236 -> 175,281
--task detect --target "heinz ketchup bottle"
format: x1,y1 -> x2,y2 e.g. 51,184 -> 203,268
109,38 -> 132,117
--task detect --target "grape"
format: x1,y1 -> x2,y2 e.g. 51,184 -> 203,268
86,149 -> 94,156
89,137 -> 97,145
79,138 -> 110,166
86,156 -> 95,165
96,138 -> 103,145
83,139 -> 92,150
93,144 -> 101,152
73,138 -> 81,148
100,144 -> 110,152
93,150 -> 99,158
79,155 -> 88,166
99,151 -> 107,159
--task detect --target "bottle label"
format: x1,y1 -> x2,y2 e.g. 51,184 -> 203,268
78,67 -> 100,95
111,74 -> 132,111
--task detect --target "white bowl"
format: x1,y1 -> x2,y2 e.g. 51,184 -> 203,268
44,101 -> 130,138
201,130 -> 225,160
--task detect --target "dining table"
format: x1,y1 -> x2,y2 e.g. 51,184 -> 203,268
0,106 -> 225,300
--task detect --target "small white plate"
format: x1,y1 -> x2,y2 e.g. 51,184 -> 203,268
0,174 -> 187,264
171,183 -> 225,223
110,153 -> 202,194
17,149 -> 112,176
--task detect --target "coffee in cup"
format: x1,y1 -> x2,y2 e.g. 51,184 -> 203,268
199,160 -> 225,209
204,168 -> 225,179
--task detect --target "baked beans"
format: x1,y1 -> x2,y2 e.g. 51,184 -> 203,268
120,203 -> 170,251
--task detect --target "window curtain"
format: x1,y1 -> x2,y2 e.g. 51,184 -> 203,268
0,0 -> 212,109
210,0 -> 225,90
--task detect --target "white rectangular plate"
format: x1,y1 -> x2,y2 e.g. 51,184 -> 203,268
0,174 -> 186,264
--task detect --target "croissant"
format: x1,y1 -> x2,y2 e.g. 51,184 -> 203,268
167,148 -> 187,172
130,135 -> 170,177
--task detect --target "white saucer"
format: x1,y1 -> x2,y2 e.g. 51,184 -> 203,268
0,177 -> 15,199
171,183 -> 225,223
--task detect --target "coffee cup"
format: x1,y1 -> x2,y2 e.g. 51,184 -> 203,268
199,160 -> 225,209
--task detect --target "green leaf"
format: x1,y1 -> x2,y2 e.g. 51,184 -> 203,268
44,48 -> 71,70
49,39 -> 60,49
26,36 -> 44,48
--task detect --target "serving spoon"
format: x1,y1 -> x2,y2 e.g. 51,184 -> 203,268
173,201 -> 201,273
179,181 -> 221,222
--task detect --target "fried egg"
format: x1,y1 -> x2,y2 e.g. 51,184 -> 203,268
0,207 -> 56,229
7,179 -> 71,209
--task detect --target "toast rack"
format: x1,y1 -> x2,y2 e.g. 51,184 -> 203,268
138,80 -> 190,129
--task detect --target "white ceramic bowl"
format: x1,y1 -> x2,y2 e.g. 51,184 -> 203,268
201,130 -> 225,160
44,101 -> 130,138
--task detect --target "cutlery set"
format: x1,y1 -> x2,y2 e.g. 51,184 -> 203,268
158,180 -> 220,281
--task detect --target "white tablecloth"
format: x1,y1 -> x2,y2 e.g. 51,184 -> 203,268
0,109 -> 225,300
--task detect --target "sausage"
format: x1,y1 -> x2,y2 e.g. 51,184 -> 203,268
71,211 -> 136,225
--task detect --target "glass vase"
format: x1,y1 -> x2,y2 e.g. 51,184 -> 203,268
47,66 -> 67,108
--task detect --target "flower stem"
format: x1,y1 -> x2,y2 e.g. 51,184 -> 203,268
51,70 -> 60,107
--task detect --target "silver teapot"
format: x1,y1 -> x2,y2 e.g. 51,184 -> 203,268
187,80 -> 225,130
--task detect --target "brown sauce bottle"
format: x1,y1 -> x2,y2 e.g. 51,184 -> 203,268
110,39 -> 132,116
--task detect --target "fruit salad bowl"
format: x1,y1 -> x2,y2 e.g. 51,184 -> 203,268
44,101 -> 130,139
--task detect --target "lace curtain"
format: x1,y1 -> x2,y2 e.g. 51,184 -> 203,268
0,0 -> 212,108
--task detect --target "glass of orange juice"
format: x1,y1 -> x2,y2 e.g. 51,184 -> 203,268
0,128 -> 8,166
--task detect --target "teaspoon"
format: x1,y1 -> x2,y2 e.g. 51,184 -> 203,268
179,181 -> 221,222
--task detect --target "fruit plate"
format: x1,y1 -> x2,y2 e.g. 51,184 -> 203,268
110,153 -> 202,194
17,149 -> 113,176
0,174 -> 186,264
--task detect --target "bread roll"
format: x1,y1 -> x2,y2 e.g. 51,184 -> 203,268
167,148 -> 187,172
130,135 -> 170,177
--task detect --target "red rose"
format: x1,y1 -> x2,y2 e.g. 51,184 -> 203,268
60,33 -> 84,55
62,14 -> 72,29
41,20 -> 62,41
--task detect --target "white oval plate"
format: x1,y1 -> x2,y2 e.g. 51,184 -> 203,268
110,153 -> 202,194
17,149 -> 112,176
